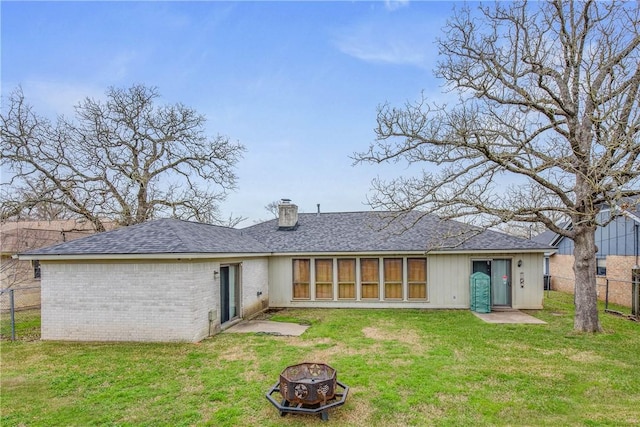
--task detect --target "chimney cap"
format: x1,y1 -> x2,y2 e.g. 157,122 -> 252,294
280,198 -> 291,204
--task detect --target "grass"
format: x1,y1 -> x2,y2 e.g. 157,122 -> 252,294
1,291 -> 639,426
0,308 -> 41,341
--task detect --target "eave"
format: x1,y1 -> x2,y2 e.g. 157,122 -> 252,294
426,248 -> 553,255
17,252 -> 272,262
18,248 -> 552,261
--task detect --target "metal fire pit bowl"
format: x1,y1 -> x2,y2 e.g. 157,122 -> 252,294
280,362 -> 336,405
265,362 -> 349,421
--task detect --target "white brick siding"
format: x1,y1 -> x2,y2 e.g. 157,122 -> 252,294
240,258 -> 269,318
41,260 -> 218,342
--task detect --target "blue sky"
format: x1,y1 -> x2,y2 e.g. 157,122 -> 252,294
2,1 -> 458,226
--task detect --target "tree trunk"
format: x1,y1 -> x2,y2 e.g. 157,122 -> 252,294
572,224 -> 603,332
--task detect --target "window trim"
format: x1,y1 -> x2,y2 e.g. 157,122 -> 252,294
407,258 -> 428,300
292,258 -> 311,300
383,258 -> 403,300
291,256 -> 428,303
360,258 -> 380,300
596,257 -> 607,277
337,258 -> 356,300
314,258 -> 334,300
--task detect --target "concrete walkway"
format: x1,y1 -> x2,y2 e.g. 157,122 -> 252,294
223,320 -> 310,336
473,310 -> 546,324
224,312 -> 544,336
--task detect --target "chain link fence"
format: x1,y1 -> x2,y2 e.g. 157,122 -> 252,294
550,274 -> 640,321
604,276 -> 640,321
0,286 -> 41,340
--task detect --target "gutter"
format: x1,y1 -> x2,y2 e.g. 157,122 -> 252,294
15,252 -> 273,262
17,247 -> 552,262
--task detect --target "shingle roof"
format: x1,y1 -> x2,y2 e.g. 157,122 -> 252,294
21,211 -> 551,257
243,211 -> 551,253
21,218 -> 269,256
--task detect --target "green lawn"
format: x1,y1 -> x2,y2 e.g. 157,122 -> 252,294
1,308 -> 41,341
1,292 -> 639,426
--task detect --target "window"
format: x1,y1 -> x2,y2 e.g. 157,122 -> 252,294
292,256 -> 429,303
338,259 -> 356,299
596,258 -> 606,276
384,258 -> 403,299
408,258 -> 427,299
33,260 -> 41,279
360,258 -> 379,299
544,257 -> 550,276
315,259 -> 333,299
292,259 -> 310,299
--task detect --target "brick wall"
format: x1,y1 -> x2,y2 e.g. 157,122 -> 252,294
41,260 -> 218,342
240,258 -> 269,318
605,256 -> 638,307
549,254 -> 575,295
549,254 -> 637,307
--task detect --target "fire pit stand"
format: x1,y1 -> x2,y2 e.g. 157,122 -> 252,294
265,379 -> 349,421
265,362 -> 349,421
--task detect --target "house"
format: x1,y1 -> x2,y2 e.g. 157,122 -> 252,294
1,219 -> 111,310
536,199 -> 640,308
18,201 -> 552,342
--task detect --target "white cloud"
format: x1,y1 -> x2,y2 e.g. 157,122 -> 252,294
384,0 -> 410,12
333,21 -> 436,69
338,34 -> 427,67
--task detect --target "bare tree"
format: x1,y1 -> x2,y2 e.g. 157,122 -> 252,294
498,208 -> 570,239
354,0 -> 640,332
265,200 -> 280,219
1,182 -> 73,221
1,85 -> 246,231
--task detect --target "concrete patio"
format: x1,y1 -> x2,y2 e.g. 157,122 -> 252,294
472,310 -> 546,324
223,320 -> 310,336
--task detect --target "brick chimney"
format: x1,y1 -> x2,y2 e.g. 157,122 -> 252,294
278,199 -> 298,229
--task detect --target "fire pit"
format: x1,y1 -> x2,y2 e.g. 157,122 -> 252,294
265,362 -> 349,421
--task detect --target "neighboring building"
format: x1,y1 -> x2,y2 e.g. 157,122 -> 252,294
1,219 -> 110,310
19,201 -> 552,343
534,199 -> 640,307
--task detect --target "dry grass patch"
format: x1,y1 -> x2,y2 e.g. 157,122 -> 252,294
335,391 -> 375,425
566,350 -> 604,363
362,326 -> 425,346
218,345 -> 259,362
413,402 -> 447,420
436,391 -> 469,405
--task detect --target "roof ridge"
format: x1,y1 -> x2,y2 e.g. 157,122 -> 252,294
161,219 -> 192,252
